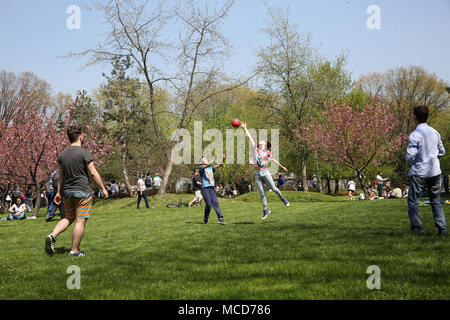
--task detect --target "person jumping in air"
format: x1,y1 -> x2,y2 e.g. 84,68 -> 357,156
241,122 -> 290,220
199,154 -> 226,225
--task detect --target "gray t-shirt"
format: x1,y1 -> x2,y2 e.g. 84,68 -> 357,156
58,146 -> 93,196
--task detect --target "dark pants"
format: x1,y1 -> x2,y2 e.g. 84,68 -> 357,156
50,199 -> 64,218
377,183 -> 383,197
408,175 -> 447,233
137,190 -> 149,209
46,191 -> 55,217
202,187 -> 223,221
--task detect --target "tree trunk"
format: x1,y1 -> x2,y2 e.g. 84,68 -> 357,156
357,171 -> 367,199
301,154 -> 309,192
334,178 -> 339,194
326,178 -> 331,194
32,183 -> 41,217
122,149 -> 133,196
158,151 -> 174,195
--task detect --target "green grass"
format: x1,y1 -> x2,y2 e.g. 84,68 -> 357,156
0,191 -> 449,300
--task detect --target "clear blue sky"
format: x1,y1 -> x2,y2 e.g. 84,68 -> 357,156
0,0 -> 449,96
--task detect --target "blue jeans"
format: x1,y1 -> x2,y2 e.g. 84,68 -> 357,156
137,190 -> 149,209
254,170 -> 283,208
408,175 -> 447,233
9,212 -> 26,220
377,183 -> 383,197
202,187 -> 223,221
46,191 -> 55,217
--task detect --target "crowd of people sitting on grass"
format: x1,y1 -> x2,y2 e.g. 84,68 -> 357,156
2,168 -> 448,221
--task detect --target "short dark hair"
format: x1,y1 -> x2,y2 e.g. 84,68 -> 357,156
414,106 -> 429,123
66,125 -> 82,143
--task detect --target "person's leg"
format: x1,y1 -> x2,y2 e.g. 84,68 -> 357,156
254,172 -> 268,209
46,194 -> 54,217
262,174 -> 289,206
407,176 -> 425,232
19,212 -> 26,220
71,217 -> 87,252
378,184 -> 382,197
52,198 -> 75,237
427,176 -> 448,234
137,192 -> 142,209
71,197 -> 92,253
210,189 -> 223,219
202,188 -> 212,222
262,174 -> 284,200
144,191 -> 150,208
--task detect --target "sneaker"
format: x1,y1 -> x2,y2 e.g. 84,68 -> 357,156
281,198 -> 290,207
46,217 -> 53,222
45,234 -> 56,255
262,209 -> 271,220
203,218 -> 208,224
218,218 -> 225,225
28,216 -> 37,220
69,251 -> 86,257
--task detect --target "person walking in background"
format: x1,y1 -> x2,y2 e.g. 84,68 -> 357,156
45,125 -> 109,257
405,106 -> 447,236
24,185 -> 33,213
189,169 -> 203,207
347,177 -> 356,201
137,175 -> 150,209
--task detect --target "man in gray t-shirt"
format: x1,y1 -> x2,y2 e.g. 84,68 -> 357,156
45,125 -> 109,257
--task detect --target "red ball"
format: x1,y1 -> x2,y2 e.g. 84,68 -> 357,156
231,118 -> 240,127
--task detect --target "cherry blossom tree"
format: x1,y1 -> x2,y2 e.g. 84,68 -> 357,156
0,99 -> 114,216
294,99 -> 408,195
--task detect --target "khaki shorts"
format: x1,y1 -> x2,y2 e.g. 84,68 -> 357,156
195,190 -> 203,201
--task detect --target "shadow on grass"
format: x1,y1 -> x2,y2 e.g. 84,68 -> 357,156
185,222 -> 205,225
54,247 -> 71,255
232,222 -> 256,225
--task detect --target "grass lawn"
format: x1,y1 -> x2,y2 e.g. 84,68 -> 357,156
0,191 -> 449,300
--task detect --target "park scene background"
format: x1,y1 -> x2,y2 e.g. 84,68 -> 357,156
0,0 -> 449,300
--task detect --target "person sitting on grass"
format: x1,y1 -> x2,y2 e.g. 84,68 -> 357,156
7,197 -> 27,220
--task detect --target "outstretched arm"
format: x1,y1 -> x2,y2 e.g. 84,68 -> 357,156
214,153 -> 227,169
272,158 -> 288,172
241,122 -> 256,149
